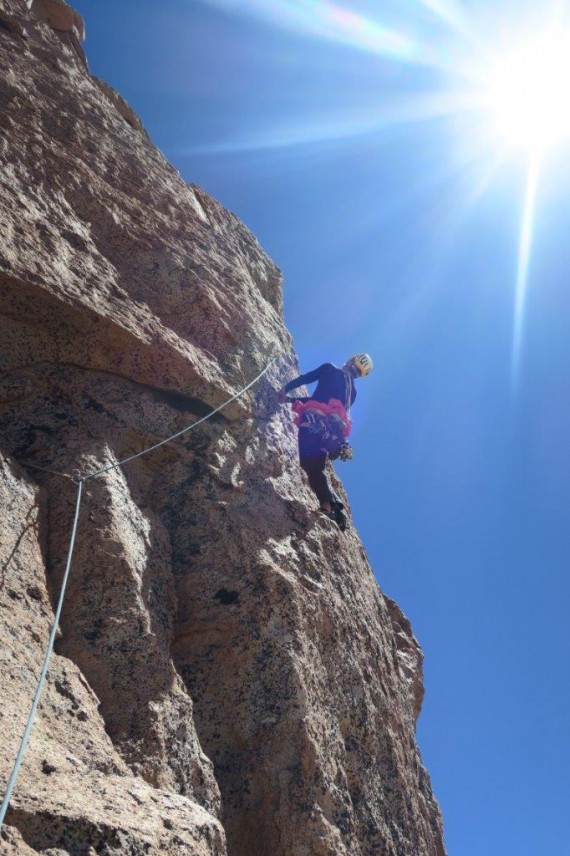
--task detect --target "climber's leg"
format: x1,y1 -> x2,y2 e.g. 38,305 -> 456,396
298,427 -> 332,511
297,429 -> 349,531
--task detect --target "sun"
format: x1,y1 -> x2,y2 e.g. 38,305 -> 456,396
480,29 -> 570,153
451,17 -> 570,385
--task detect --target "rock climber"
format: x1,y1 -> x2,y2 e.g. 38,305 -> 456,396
278,354 -> 373,531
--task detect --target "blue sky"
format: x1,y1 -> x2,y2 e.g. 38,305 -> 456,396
72,2 -> 570,853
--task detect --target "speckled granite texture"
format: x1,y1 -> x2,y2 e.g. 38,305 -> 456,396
0,2 -> 446,854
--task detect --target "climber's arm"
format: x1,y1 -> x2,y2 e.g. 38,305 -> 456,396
278,364 -> 332,402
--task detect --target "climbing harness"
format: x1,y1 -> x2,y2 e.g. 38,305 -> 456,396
292,398 -> 350,454
0,354 -> 277,828
290,369 -> 354,457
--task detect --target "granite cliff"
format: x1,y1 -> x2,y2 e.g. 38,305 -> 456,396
0,2 -> 447,854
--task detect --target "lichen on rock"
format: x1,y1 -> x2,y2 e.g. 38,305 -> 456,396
0,2 -> 446,854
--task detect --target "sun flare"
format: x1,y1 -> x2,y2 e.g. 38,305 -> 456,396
453,18 -> 570,385
194,1 -> 570,389
480,30 -> 570,153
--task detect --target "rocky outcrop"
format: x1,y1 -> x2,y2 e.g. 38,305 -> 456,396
0,1 -> 446,854
27,0 -> 85,64
28,0 -> 84,39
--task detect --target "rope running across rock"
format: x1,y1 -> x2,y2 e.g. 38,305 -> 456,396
0,354 -> 277,827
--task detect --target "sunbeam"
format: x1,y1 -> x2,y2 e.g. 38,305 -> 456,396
416,0 -> 467,33
188,0 -> 569,391
173,91 -> 472,156
512,156 -> 541,389
196,0 -> 418,62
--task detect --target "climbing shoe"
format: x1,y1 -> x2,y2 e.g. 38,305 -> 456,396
332,507 -> 348,532
320,502 -> 348,532
331,500 -> 348,532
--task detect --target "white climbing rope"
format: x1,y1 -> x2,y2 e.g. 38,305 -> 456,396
83,357 -> 277,480
0,354 -> 277,827
0,481 -> 83,827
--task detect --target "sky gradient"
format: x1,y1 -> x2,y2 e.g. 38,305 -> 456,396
72,2 -> 570,853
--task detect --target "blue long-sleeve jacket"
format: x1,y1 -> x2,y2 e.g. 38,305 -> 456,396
284,363 -> 356,409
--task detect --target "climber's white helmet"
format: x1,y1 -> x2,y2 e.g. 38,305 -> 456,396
347,353 -> 373,377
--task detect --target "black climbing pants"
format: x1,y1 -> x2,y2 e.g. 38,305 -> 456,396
298,426 -> 340,508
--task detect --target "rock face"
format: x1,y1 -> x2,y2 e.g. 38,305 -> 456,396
0,2 -> 447,855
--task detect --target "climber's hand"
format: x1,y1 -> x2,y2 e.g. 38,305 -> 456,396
277,389 -> 289,404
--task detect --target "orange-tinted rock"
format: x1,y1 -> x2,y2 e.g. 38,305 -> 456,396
28,0 -> 84,39
0,2 -> 446,854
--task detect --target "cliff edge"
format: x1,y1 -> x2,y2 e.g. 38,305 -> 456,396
0,2 -> 446,854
